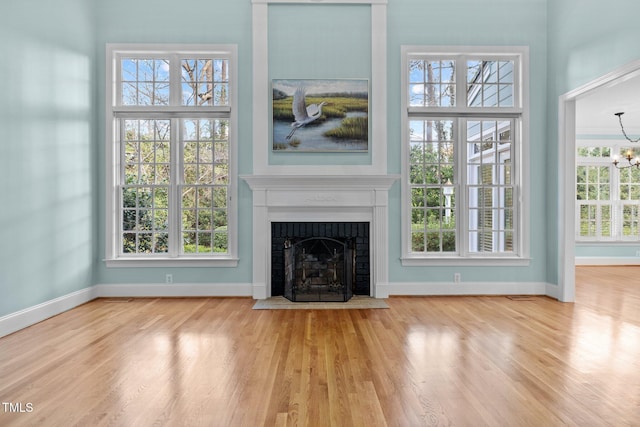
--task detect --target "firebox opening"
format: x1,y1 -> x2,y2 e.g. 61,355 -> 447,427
284,237 -> 352,302
271,222 -> 370,301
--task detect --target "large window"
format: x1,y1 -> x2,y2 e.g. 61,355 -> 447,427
576,143 -> 640,241
401,46 -> 528,265
105,45 -> 238,266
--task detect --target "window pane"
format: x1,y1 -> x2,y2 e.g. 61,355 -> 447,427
181,58 -> 229,106
121,58 -> 170,106
578,204 -> 596,237
620,168 -> 640,200
577,146 -> 612,158
467,60 -> 514,107
120,185 -> 169,254
409,59 -> 456,107
622,205 -> 640,237
123,119 -> 171,185
407,119 -> 455,254
180,118 -> 229,254
467,118 -> 515,253
576,165 -> 610,201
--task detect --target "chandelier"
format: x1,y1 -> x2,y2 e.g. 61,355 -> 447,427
612,112 -> 640,169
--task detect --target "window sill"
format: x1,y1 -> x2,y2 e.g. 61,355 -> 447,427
401,255 -> 531,267
104,257 -> 239,268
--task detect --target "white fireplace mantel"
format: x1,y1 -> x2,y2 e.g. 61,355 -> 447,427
241,174 -> 399,299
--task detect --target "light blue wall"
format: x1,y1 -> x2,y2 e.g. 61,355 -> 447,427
0,0 -> 96,317
92,0 -> 550,288
547,0 -> 640,282
4,0 -> 640,317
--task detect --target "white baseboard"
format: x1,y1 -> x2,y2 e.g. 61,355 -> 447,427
0,287 -> 96,338
545,282 -> 560,300
1,280 -> 558,338
93,282 -> 253,298
252,282 -> 267,299
378,281 -> 549,298
0,282 -> 253,338
575,257 -> 640,266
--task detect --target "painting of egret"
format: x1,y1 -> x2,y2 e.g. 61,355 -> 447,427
272,79 -> 369,152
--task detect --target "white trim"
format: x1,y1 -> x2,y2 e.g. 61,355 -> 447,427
0,287 -> 96,338
94,282 -> 253,298
241,174 -> 398,299
0,283 -> 253,338
377,281 -> 549,298
104,257 -> 239,268
252,0 -> 387,4
251,0 -> 387,175
575,257 -> 640,266
545,283 -> 560,300
1,277 -> 560,338
400,256 -> 532,267
558,59 -> 640,303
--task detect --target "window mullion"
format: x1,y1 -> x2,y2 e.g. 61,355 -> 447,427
170,54 -> 182,107
457,117 -> 468,256
169,118 -> 181,257
169,56 -> 182,256
612,165 -> 621,240
456,54 -> 466,109
117,119 -> 126,255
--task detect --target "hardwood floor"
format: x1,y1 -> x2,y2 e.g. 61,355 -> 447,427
1,266 -> 639,426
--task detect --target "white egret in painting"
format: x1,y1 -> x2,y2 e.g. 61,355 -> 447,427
286,87 -> 326,140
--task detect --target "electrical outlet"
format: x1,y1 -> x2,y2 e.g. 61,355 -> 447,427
454,273 -> 461,283
165,274 -> 173,284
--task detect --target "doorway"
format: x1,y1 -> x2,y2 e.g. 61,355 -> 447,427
559,59 -> 640,302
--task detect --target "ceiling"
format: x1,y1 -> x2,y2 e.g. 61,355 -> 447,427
575,71 -> 640,135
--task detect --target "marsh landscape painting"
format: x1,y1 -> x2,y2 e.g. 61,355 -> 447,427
272,79 -> 369,152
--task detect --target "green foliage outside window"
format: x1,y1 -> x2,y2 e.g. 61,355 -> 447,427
409,128 -> 456,252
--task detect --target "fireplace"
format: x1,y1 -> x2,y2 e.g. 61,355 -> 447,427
272,222 -> 370,302
240,175 -> 398,299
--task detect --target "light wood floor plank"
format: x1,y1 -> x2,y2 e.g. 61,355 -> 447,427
1,267 -> 639,426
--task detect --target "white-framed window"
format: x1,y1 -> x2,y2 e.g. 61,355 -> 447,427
105,44 -> 238,267
401,46 -> 529,266
576,143 -> 640,242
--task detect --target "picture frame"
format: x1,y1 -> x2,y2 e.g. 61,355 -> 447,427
272,79 -> 369,152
